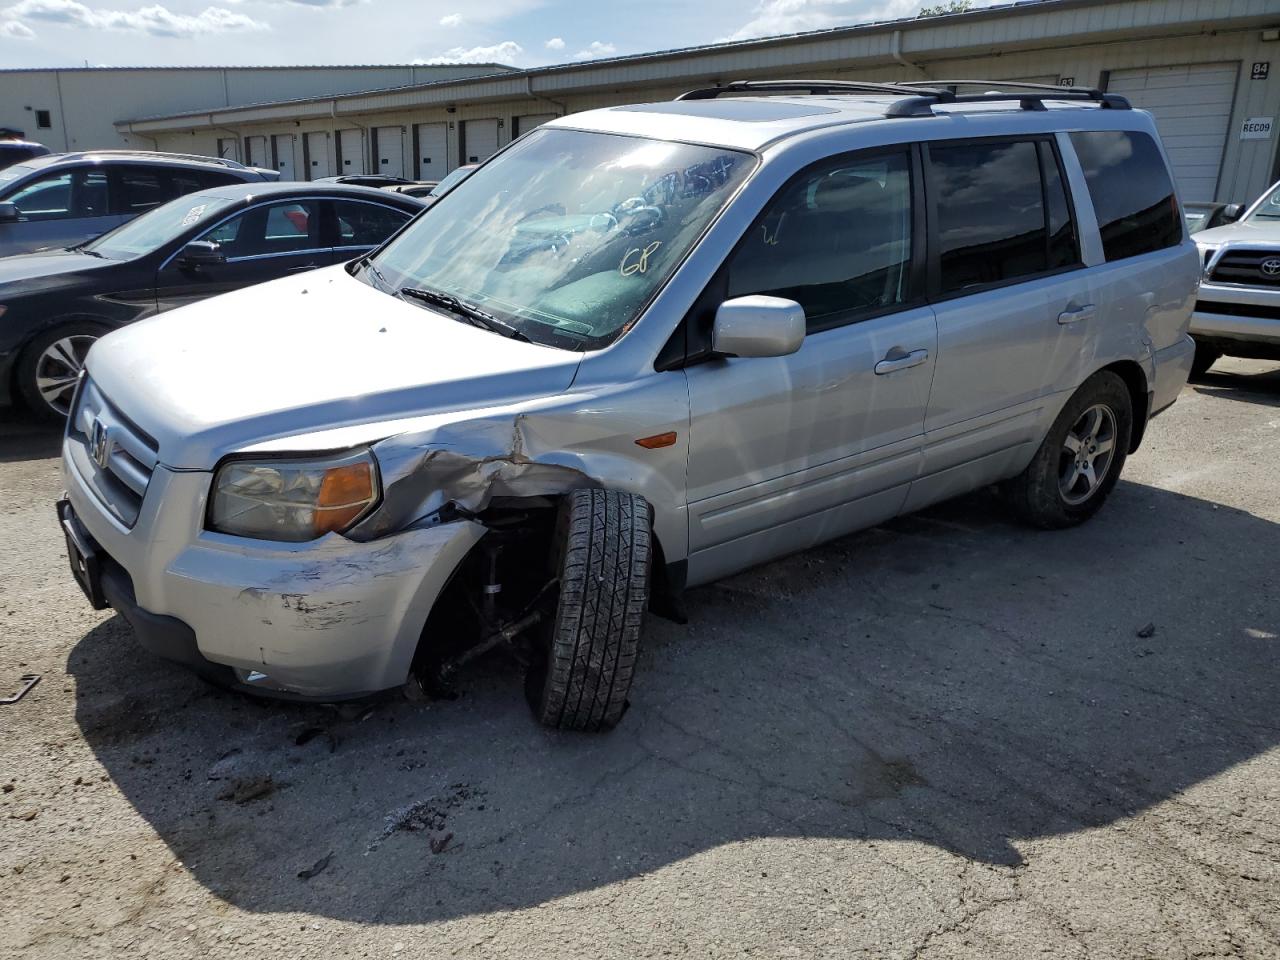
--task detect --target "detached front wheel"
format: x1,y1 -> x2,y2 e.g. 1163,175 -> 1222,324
527,488 -> 652,732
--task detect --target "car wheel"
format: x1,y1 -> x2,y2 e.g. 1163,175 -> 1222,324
1190,339 -> 1221,380
1002,370 -> 1133,529
526,488 -> 651,732
17,323 -> 106,422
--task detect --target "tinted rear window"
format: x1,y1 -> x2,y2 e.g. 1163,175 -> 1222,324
1069,130 -> 1181,261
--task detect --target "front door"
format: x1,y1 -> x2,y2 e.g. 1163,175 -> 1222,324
684,146 -> 937,586
154,198 -> 328,312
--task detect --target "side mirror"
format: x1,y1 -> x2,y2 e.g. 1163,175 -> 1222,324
712,295 -> 806,359
178,240 -> 225,268
0,201 -> 20,224
1222,203 -> 1244,223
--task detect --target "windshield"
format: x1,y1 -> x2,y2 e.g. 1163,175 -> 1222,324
83,192 -> 237,259
1247,182 -> 1280,221
370,129 -> 754,350
429,165 -> 474,197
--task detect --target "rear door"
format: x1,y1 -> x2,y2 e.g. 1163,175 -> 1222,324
154,198 -> 328,312
909,136 -> 1090,512
323,197 -> 414,264
684,145 -> 937,585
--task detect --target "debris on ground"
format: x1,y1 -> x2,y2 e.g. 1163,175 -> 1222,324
297,851 -> 333,880
0,673 -> 40,705
216,776 -> 276,805
1137,622 -> 1157,639
367,783 -> 484,852
429,832 -> 454,855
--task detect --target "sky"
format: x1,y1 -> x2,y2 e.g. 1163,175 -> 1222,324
0,0 -> 1001,70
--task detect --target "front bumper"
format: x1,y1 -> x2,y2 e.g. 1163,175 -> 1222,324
1190,281 -> 1280,347
62,437 -> 486,699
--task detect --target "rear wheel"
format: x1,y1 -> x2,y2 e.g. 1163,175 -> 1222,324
526,488 -> 651,732
17,322 -> 106,422
1003,371 -> 1133,529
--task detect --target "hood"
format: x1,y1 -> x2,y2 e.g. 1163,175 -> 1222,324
86,265 -> 583,470
0,248 -> 116,288
1195,217 -> 1280,246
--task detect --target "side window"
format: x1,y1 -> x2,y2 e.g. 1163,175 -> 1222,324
197,199 -> 322,259
1069,130 -> 1181,262
197,171 -> 245,189
168,172 -> 204,197
113,166 -> 177,214
330,199 -> 411,249
726,148 -> 915,329
6,168 -> 108,220
929,139 -> 1079,294
7,171 -> 73,220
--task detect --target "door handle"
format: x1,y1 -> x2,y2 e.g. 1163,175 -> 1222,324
1058,303 -> 1096,325
874,348 -> 929,375
288,264 -> 318,272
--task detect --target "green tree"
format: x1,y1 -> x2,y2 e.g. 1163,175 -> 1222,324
919,0 -> 973,16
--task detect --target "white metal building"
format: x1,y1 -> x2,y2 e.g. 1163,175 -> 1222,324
0,64 -> 514,157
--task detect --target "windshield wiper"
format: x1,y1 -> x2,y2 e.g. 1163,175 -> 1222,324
396,286 -> 530,342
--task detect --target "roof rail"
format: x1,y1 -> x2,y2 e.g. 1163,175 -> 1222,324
62,149 -> 248,169
675,78 -> 1131,118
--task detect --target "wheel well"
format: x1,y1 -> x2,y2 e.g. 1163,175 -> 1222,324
1101,360 -> 1150,454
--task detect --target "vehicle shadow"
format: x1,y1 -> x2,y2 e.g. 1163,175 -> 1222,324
0,413 -> 61,463
68,479 -> 1278,923
1192,362 -> 1280,406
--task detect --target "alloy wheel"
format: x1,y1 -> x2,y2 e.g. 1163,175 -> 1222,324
1059,403 -> 1117,506
34,334 -> 96,417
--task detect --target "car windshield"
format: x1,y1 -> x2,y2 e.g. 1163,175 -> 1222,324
83,192 -> 237,259
1247,182 -> 1280,221
429,165 -> 474,197
369,129 -> 755,350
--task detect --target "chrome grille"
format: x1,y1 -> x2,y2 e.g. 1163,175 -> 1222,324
1209,249 -> 1280,288
68,378 -> 158,527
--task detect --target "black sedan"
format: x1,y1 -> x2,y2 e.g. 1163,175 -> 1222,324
0,182 -> 423,419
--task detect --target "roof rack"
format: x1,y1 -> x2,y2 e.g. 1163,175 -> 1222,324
675,78 -> 1130,118
60,149 -> 249,169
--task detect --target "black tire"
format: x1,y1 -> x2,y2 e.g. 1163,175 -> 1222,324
1190,339 -> 1221,380
1002,370 -> 1133,530
16,322 -> 107,422
526,488 -> 651,732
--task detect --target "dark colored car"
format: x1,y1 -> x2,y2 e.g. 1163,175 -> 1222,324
0,181 -> 422,419
0,150 -> 280,258
0,139 -> 51,171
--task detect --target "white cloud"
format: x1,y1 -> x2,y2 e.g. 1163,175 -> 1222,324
2,0 -> 268,35
543,35 -> 563,50
572,39 -> 615,60
0,15 -> 33,34
418,39 -> 522,64
725,0 -> 928,42
438,11 -> 460,25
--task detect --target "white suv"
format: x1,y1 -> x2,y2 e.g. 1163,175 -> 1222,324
58,81 -> 1200,731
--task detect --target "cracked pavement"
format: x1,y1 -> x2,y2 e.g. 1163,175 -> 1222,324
1,359 -> 1278,959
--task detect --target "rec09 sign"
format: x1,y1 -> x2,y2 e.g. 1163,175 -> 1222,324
1240,117 -> 1274,141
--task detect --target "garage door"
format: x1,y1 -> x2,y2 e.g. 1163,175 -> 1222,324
1107,63 -> 1239,201
244,135 -> 268,169
272,134 -> 296,181
514,113 -> 558,137
337,128 -> 366,175
415,123 -> 448,180
374,126 -> 404,179
304,131 -> 331,180
461,118 -> 500,164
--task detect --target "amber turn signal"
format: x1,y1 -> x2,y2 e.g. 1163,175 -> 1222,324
315,461 -> 376,535
635,431 -> 677,449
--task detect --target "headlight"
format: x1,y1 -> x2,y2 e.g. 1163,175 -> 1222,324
208,449 -> 379,542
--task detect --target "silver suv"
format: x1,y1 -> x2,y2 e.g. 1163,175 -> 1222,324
58,81 -> 1200,731
1189,179 -> 1280,376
